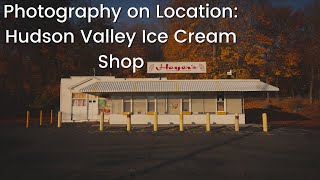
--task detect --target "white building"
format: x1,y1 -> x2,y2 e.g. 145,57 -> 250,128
60,76 -> 279,124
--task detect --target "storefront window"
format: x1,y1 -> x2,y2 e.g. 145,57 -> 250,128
168,94 -> 180,114
147,96 -> 155,112
217,92 -> 225,112
123,96 -> 131,112
133,96 -> 146,114
157,94 -> 166,114
98,98 -> 112,114
192,93 -> 204,113
204,93 -> 215,113
72,93 -> 87,106
182,95 -> 189,112
111,96 -> 122,114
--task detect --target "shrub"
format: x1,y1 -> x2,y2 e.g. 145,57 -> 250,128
262,104 -> 281,111
289,99 -> 304,112
32,82 -> 60,111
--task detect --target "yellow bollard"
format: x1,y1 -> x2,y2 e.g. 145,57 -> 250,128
50,110 -> 53,126
262,113 -> 268,132
100,112 -> 104,132
57,111 -> 62,128
127,113 -> 131,132
154,112 -> 158,132
179,112 -> 184,132
26,111 -> 30,128
235,113 -> 239,132
39,110 -> 43,127
206,113 -> 211,132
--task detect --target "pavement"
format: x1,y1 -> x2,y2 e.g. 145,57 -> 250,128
0,123 -> 320,180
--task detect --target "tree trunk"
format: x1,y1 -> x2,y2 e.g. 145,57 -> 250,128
317,64 -> 320,100
266,92 -> 270,103
309,65 -> 314,104
291,88 -> 295,99
266,76 -> 270,103
276,76 -> 279,99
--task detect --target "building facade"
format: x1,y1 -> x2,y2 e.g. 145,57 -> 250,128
60,76 -> 279,124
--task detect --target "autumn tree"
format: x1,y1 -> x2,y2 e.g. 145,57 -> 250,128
0,0 -> 73,112
163,0 -> 229,80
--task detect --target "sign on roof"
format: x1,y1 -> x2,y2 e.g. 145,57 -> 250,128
147,62 -> 207,74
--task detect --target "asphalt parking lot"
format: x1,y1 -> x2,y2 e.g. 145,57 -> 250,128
1,123 -> 320,180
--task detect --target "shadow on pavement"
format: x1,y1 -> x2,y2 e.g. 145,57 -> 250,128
114,131 -> 254,180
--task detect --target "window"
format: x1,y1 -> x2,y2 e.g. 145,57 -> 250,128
157,94 -> 166,114
112,96 -> 122,114
148,96 -> 155,112
182,95 -> 190,112
217,92 -> 225,112
133,95 -> 146,114
204,93 -> 215,113
123,96 -> 131,112
192,93 -> 204,113
73,93 -> 86,99
72,93 -> 86,106
168,94 -> 180,114
99,98 -> 111,114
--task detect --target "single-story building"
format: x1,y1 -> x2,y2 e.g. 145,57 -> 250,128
60,76 -> 279,124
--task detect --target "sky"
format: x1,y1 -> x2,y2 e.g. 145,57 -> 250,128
271,0 -> 313,9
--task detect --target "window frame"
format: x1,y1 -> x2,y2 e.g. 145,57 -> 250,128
216,92 -> 227,113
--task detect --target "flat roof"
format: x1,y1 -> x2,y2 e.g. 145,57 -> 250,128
80,78 -> 279,93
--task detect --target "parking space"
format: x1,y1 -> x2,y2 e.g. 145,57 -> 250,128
1,123 -> 320,180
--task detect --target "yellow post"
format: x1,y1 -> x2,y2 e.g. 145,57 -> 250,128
154,112 -> 158,132
235,113 -> 239,132
262,113 -> 268,132
26,111 -> 30,128
127,113 -> 131,132
206,113 -> 211,132
57,111 -> 62,128
39,110 -> 43,127
179,112 -> 184,132
100,112 -> 104,132
50,110 -> 53,126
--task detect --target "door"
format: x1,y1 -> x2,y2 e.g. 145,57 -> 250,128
88,95 -> 98,120
71,93 -> 87,121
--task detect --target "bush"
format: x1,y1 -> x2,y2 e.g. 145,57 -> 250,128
32,82 -> 60,110
289,99 -> 304,112
262,104 -> 281,111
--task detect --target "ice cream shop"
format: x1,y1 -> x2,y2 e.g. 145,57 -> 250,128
60,76 -> 279,125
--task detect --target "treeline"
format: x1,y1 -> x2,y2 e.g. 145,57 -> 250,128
0,0 -> 319,115
163,0 -> 320,104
